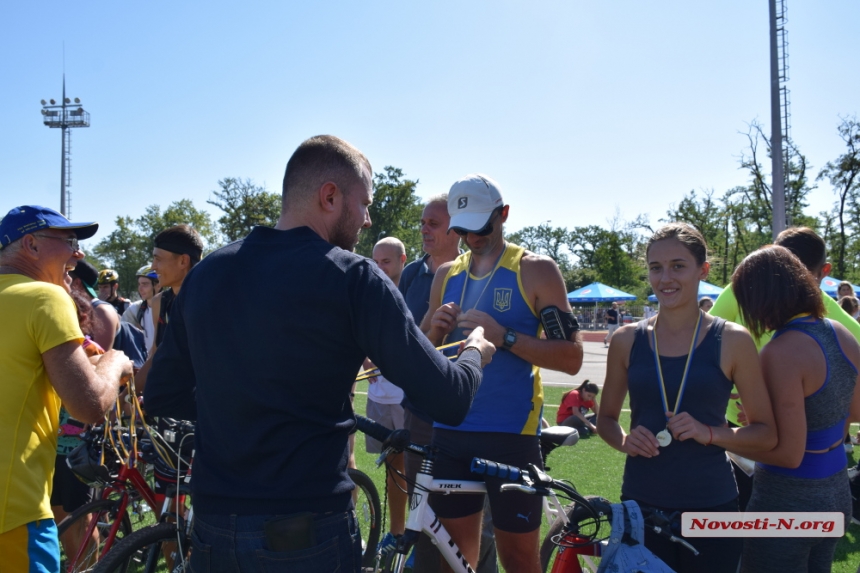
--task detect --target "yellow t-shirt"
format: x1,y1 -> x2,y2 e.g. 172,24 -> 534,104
710,284 -> 860,425
0,275 -> 83,533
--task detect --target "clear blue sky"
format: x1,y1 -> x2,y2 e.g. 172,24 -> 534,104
2,1 -> 857,249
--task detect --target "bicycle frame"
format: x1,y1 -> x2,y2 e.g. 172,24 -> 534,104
386,466 -> 570,573
548,535 -> 603,573
354,415 -> 575,573
64,457 -> 176,569
399,470 -> 486,573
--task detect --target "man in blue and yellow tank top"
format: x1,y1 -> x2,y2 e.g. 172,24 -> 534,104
419,175 -> 584,573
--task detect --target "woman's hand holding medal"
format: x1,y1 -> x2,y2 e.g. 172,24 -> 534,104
623,425 -> 661,458
665,411 -> 712,446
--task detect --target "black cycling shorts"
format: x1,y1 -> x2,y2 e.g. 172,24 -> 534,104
51,455 -> 93,512
429,428 -> 543,533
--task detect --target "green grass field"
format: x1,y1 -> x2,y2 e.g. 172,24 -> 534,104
353,382 -> 860,572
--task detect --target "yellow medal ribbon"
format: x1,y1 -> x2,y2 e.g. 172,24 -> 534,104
651,310 -> 703,446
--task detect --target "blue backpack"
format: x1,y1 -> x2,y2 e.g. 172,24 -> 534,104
597,501 -> 675,573
113,321 -> 148,369
92,300 -> 148,369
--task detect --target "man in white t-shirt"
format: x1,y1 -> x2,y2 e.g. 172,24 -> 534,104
366,237 -> 409,540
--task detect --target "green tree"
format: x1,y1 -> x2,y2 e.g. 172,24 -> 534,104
818,117 -> 860,279
135,200 -> 219,249
92,200 -> 217,297
664,189 -> 734,285
207,178 -> 281,242
355,167 -> 424,261
735,120 -> 816,239
660,122 -> 820,288
90,216 -> 151,299
566,221 -> 647,295
506,223 -> 571,272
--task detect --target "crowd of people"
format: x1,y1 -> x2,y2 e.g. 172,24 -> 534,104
1,133 -> 859,573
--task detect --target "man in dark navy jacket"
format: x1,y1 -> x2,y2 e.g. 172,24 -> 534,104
144,135 -> 493,573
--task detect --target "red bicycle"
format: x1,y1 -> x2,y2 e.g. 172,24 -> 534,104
58,411 -> 194,572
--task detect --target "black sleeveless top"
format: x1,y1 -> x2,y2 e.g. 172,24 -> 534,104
622,316 -> 738,508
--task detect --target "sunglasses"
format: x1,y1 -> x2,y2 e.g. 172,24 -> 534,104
452,208 -> 502,237
32,234 -> 80,251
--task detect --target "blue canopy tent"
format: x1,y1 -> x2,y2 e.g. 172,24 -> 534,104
567,283 -> 637,328
647,280 -> 725,303
820,276 -> 860,299
568,282 -> 637,303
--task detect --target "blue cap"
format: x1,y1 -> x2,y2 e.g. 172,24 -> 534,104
0,205 -> 98,249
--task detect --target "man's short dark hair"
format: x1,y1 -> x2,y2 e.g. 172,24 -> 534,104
282,135 -> 371,209
774,227 -> 826,274
154,225 -> 204,266
732,245 -> 825,339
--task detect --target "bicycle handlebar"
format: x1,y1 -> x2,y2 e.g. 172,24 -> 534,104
470,457 -> 696,555
471,457 -> 591,512
470,458 -> 523,481
353,415 -> 429,458
354,414 -> 392,444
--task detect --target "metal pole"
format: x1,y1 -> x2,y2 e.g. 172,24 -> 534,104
60,77 -> 68,216
60,126 -> 67,216
41,75 -> 88,218
769,0 -> 786,240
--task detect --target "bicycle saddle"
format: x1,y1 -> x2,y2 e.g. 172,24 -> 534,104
541,426 -> 580,447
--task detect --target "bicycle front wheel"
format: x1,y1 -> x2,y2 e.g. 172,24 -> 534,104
91,522 -> 190,573
58,498 -> 134,573
349,467 -> 382,568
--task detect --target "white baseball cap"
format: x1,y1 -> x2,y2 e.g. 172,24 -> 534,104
447,174 -> 505,232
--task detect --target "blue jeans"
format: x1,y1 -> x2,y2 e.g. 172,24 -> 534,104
190,510 -> 362,573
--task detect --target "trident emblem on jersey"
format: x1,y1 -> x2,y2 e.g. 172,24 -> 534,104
493,288 -> 512,312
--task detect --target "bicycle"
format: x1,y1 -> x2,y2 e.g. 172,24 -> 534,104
90,454 -> 195,573
59,411 -> 194,572
354,415 -> 581,573
86,417 -> 195,573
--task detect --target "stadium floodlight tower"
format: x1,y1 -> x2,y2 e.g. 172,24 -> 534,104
769,0 -> 791,239
40,76 -> 90,217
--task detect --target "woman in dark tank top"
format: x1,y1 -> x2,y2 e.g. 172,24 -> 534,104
732,245 -> 860,573
597,223 -> 777,573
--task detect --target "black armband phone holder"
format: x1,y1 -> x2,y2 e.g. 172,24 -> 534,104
540,306 -> 580,340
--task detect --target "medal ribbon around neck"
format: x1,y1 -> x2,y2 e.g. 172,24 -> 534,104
458,243 -> 508,312
651,310 -> 703,427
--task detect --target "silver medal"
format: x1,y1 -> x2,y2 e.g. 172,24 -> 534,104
656,429 -> 672,447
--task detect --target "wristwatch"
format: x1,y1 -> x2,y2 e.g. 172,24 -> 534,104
503,328 -> 518,350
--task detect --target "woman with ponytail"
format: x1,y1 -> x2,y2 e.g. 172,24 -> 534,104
556,380 -> 600,435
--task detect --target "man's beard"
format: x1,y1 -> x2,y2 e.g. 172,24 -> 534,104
330,207 -> 362,251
